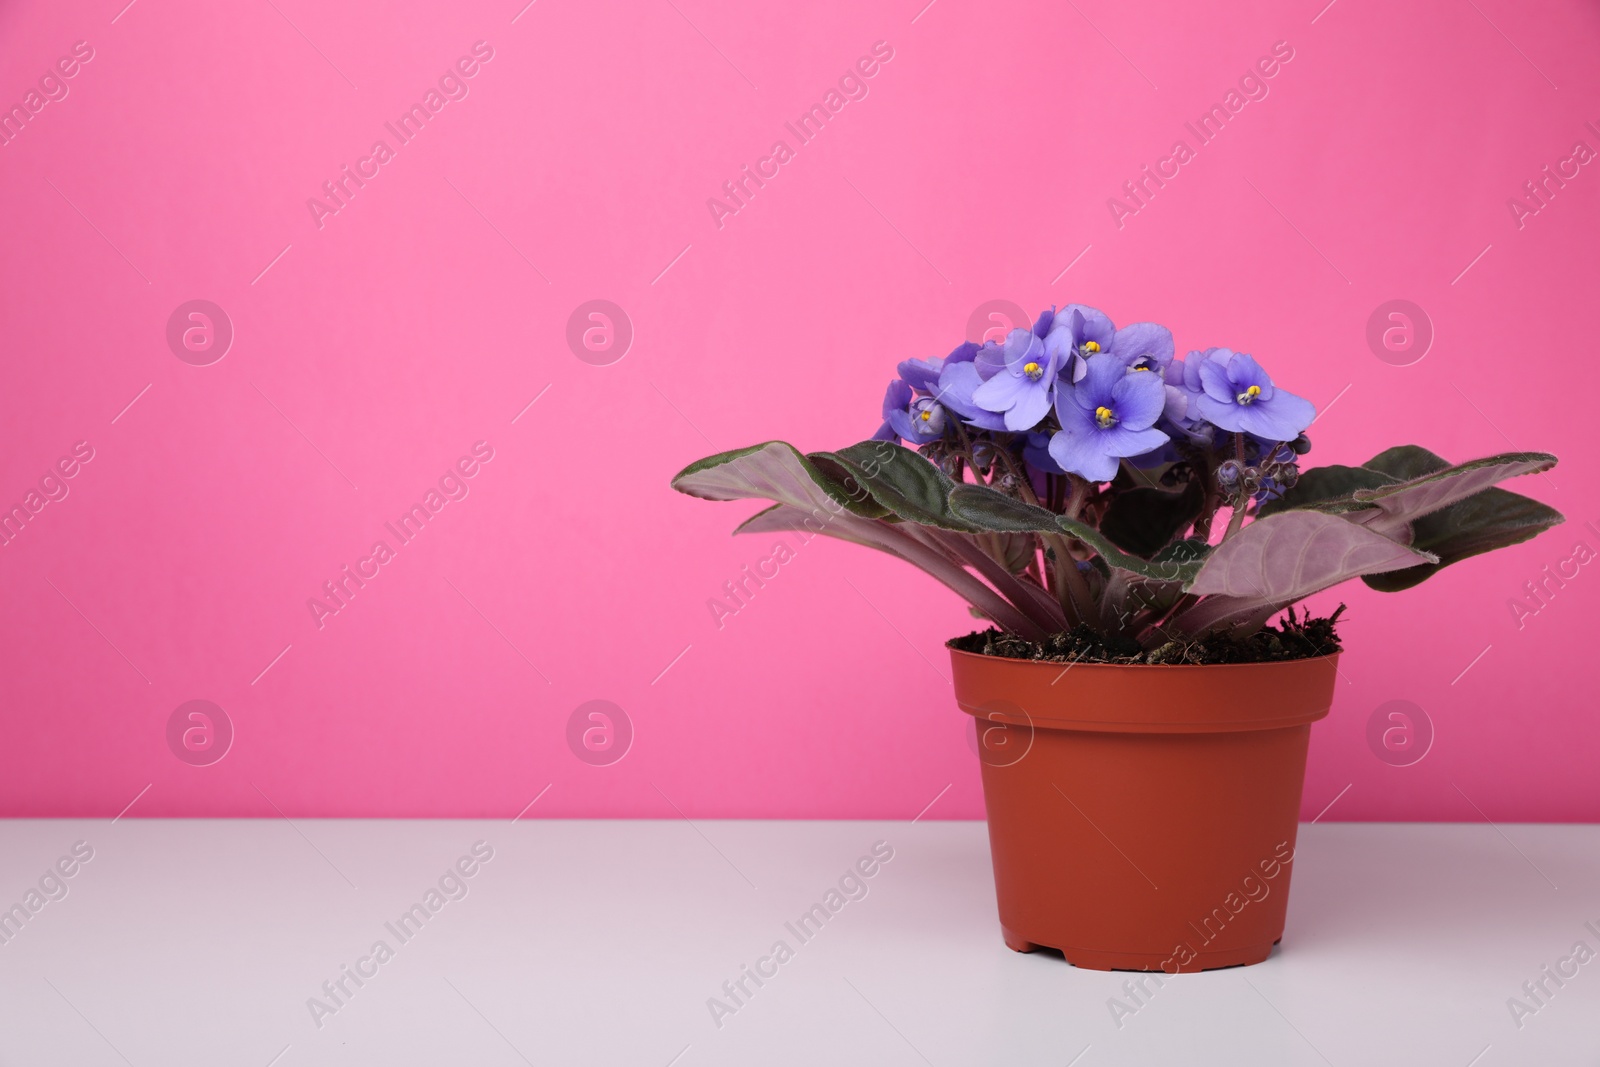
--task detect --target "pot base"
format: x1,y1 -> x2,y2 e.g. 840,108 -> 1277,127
1003,925 -> 1279,972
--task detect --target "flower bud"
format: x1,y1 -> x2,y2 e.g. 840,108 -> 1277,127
970,441 -> 994,471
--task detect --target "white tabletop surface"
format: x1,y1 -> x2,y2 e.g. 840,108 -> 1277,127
0,818 -> 1595,1066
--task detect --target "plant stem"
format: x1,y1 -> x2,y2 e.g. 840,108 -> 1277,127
1044,474 -> 1095,628
1218,434 -> 1251,540
1191,449 -> 1221,541
917,527 -> 1068,635
879,523 -> 1049,641
984,446 -> 1060,608
1223,501 -> 1248,540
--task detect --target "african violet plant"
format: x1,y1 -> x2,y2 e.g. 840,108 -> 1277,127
672,305 -> 1563,650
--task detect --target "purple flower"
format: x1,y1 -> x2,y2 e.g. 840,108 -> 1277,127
971,328 -> 1061,431
876,378 -> 950,444
1162,353 -> 1210,438
876,341 -> 983,441
1043,305 -> 1116,384
1047,355 -> 1170,482
896,357 -> 942,394
1024,430 -> 1064,474
935,360 -> 1009,431
890,396 -> 948,442
1047,304 -> 1116,353
1195,350 -> 1316,441
972,338 -> 1008,381
1107,322 -> 1175,373
872,379 -> 914,441
945,340 -> 980,366
897,341 -> 978,394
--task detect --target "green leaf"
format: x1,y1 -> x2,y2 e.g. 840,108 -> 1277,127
944,481 -> 1058,531
670,440 -> 887,519
811,441 -> 976,531
1354,446 -> 1563,590
946,482 -> 1210,584
1352,450 -> 1558,535
1252,445 -> 1565,592
1255,464 -> 1394,519
1099,539 -> 1215,635
1060,517 -> 1211,584
1359,444 -> 1451,481
1152,538 -> 1213,574
800,453 -> 893,519
1362,486 -> 1565,591
672,441 -> 1053,638
1099,482 -> 1205,556
1258,448 -> 1556,529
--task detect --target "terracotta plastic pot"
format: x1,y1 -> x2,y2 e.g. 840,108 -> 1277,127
949,646 -> 1337,972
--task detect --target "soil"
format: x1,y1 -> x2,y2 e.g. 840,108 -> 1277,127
948,607 -> 1344,666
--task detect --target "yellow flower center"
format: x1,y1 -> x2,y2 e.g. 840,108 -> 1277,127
1095,405 -> 1116,428
1083,341 -> 1100,353
1236,384 -> 1262,405
1023,361 -> 1043,380
919,409 -> 932,421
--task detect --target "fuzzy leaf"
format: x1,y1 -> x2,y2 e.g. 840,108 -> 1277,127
1359,444 -> 1451,481
734,503 -> 894,552
944,482 -> 1060,532
671,441 -> 887,519
1256,464 -> 1394,519
810,441 -> 977,531
946,483 -> 1210,583
995,532 -> 1040,575
1362,487 -> 1565,591
1350,451 -> 1556,536
1340,445 -> 1564,590
1152,538 -> 1213,574
1059,517 -> 1210,584
1253,446 -> 1564,592
673,441 -> 1050,638
1176,510 -> 1437,633
1189,510 -> 1437,597
1098,541 -> 1212,636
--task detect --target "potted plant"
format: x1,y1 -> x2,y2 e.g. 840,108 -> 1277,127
670,305 -> 1563,972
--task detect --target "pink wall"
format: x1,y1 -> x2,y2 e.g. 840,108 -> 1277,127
1,0 -> 1596,822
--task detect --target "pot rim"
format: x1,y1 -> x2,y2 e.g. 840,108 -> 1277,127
948,644 -> 1340,733
946,642 -> 1341,672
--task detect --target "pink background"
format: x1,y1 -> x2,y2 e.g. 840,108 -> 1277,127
1,0 -> 1596,822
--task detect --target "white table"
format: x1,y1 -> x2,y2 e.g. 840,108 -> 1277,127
1,819 -> 1594,1065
